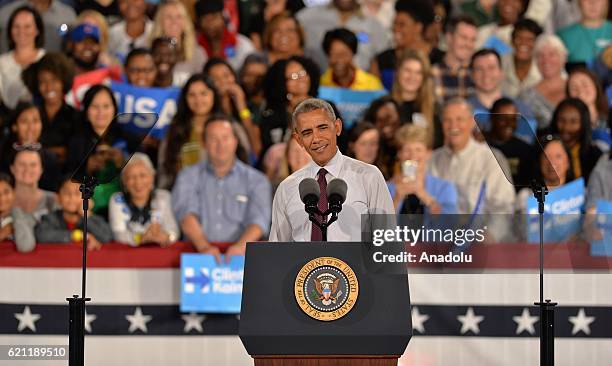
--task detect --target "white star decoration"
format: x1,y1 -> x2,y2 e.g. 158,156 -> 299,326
513,308 -> 539,335
182,313 -> 205,333
84,311 -> 97,333
126,307 -> 152,333
457,307 -> 484,335
14,306 -> 41,332
411,307 -> 430,333
568,308 -> 595,335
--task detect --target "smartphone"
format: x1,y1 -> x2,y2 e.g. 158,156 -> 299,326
1,216 -> 13,227
401,160 -> 418,181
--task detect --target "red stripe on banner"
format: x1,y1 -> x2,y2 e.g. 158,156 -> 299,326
0,242 -> 232,268
404,242 -> 612,270
1,241 -> 611,269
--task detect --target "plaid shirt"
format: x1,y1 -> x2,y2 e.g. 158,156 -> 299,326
431,61 -> 475,104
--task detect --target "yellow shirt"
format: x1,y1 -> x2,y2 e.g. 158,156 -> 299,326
179,128 -> 205,169
570,143 -> 582,179
320,68 -> 384,91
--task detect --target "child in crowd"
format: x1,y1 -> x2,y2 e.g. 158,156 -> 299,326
35,176 -> 113,249
0,173 -> 36,252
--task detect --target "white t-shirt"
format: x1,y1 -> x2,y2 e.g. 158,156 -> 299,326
108,20 -> 153,61
0,49 -> 45,108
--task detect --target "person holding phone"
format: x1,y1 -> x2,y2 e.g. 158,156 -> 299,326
387,124 -> 458,214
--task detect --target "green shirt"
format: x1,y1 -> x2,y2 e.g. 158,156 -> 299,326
557,21 -> 612,63
460,0 -> 497,27
92,161 -> 121,216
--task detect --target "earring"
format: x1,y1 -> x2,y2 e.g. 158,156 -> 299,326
286,93 -> 293,101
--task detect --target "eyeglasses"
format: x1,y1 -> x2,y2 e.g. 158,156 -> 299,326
287,70 -> 307,80
12,142 -> 41,151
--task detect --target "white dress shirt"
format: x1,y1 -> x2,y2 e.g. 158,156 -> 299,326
270,149 -> 395,242
429,138 -> 516,215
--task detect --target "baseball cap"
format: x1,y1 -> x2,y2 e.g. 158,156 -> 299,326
69,23 -> 101,43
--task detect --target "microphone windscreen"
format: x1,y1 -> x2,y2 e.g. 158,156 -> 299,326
299,178 -> 320,203
327,178 -> 348,204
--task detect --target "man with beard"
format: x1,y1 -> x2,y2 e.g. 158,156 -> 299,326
67,23 -> 103,75
320,28 -> 383,91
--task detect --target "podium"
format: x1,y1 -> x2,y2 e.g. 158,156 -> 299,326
239,242 -> 412,366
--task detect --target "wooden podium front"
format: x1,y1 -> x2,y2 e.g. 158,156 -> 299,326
239,243 -> 412,366
253,355 -> 398,366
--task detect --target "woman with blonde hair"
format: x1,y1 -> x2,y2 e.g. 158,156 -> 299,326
150,0 -> 207,75
391,49 -> 440,148
388,124 -> 457,215
271,138 -> 311,188
76,10 -> 121,67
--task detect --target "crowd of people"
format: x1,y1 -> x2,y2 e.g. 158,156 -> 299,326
0,0 -> 610,255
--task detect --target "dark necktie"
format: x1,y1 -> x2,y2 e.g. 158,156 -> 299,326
310,168 -> 328,241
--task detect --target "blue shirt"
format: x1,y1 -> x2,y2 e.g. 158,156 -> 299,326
387,175 -> 458,214
171,159 -> 272,242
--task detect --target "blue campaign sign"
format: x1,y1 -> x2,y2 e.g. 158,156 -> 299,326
483,35 -> 512,55
318,86 -> 386,129
180,254 -> 244,313
526,178 -> 585,243
590,200 -> 612,257
111,81 -> 180,139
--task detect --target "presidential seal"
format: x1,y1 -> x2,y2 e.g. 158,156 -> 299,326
294,257 -> 359,321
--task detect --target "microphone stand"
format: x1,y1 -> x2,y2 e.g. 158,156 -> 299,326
531,181 -> 556,366
67,175 -> 98,366
308,209 -> 340,241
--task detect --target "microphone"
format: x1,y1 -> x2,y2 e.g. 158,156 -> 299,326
299,178 -> 320,215
327,178 -> 347,214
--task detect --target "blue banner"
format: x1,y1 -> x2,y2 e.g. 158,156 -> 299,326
526,178 -> 585,243
590,200 -> 612,257
111,81 -> 180,139
592,127 -> 611,152
180,254 -> 244,313
318,86 -> 386,129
